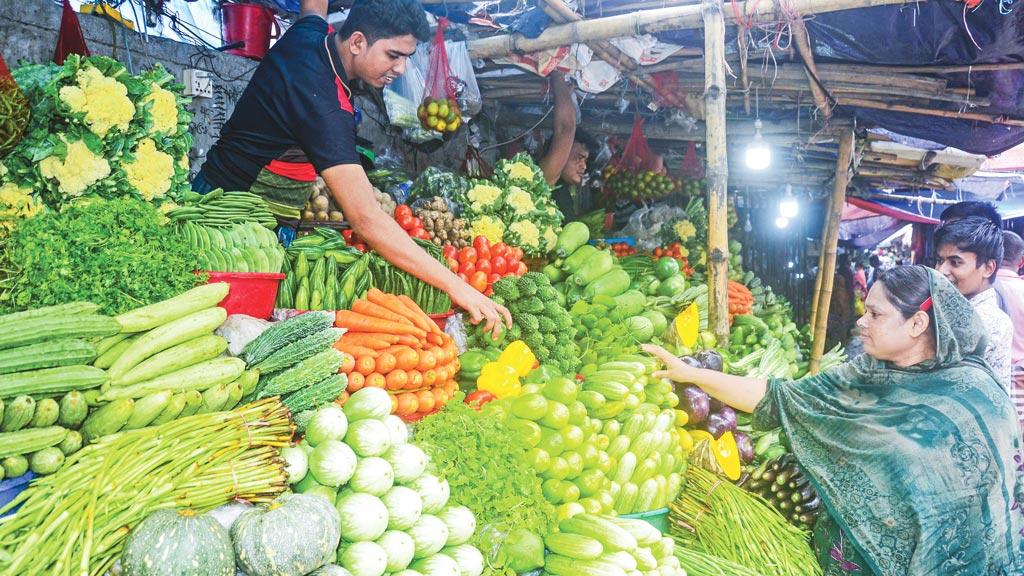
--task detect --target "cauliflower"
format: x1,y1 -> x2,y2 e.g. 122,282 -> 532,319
470,215 -> 505,245
0,182 -> 43,232
674,219 -> 697,242
59,66 -> 134,137
143,85 -> 179,134
542,225 -> 558,250
506,186 -> 535,215
39,139 -> 111,197
508,220 -> 541,249
467,183 -> 502,211
123,138 -> 174,201
503,161 -> 535,182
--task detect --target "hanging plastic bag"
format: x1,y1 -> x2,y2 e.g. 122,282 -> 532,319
460,145 -> 493,179
604,116 -> 676,202
54,0 -> 90,65
0,51 -> 29,158
446,40 -> 482,118
384,50 -> 428,130
418,18 -> 463,136
677,141 -> 705,180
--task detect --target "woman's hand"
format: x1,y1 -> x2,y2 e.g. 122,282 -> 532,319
449,282 -> 512,339
642,344 -> 700,383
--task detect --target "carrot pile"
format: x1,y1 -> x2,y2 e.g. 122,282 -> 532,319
727,280 -> 755,323
334,288 -> 460,421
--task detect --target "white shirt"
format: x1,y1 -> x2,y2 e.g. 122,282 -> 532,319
969,288 -> 1013,391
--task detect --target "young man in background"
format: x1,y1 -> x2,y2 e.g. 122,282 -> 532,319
538,71 -> 599,222
995,231 -> 1024,432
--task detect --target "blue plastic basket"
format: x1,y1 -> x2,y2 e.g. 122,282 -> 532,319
589,236 -> 636,247
0,471 -> 35,518
621,507 -> 670,534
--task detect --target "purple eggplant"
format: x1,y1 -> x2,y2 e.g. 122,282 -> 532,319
680,355 -> 703,369
705,406 -> 738,439
734,431 -> 755,464
679,385 -> 710,424
695,350 -> 724,372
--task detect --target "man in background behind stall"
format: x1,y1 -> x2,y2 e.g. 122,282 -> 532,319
995,231 -> 1024,432
538,71 -> 598,222
192,0 -> 510,334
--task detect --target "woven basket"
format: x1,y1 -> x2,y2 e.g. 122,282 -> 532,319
524,257 -> 548,272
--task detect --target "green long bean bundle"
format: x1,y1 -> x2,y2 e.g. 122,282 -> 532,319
669,467 -> 821,576
674,545 -> 769,576
0,399 -> 293,576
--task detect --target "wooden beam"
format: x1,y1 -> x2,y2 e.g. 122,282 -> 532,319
836,97 -> 1024,127
790,17 -> 831,118
809,128 -> 855,374
703,0 -> 730,344
467,0 -> 919,60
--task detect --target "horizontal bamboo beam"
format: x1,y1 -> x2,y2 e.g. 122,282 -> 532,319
835,97 -> 1024,127
467,0 -> 919,59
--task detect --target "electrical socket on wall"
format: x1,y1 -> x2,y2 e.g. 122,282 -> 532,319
183,69 -> 214,98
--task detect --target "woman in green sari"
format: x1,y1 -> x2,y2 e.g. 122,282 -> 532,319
645,266 -> 1024,575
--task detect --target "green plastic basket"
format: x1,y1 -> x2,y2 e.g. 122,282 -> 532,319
621,507 -> 670,534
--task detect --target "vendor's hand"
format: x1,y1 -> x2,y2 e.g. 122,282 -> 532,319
450,282 -> 512,340
642,344 -> 701,383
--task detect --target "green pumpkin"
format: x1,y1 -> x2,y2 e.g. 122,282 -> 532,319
121,509 -> 234,576
231,493 -> 341,576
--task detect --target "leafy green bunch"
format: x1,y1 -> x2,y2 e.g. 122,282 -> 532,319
0,197 -> 201,314
1,55 -> 193,210
463,154 -> 563,256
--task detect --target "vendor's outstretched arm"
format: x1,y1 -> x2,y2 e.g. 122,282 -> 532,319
642,344 -> 768,413
539,71 -> 577,186
323,164 -> 512,336
300,0 -> 328,19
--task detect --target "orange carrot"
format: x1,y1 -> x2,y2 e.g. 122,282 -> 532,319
334,342 -> 380,358
396,294 -> 441,335
395,334 -> 420,346
342,332 -> 401,344
352,299 -> 414,326
426,333 -> 444,347
335,310 -> 427,338
367,289 -> 422,324
338,334 -> 392,350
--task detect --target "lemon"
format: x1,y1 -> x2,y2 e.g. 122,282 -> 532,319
426,101 -> 439,116
434,119 -> 447,132
447,116 -> 461,132
437,100 -> 450,119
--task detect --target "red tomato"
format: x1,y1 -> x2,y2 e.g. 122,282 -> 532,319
476,247 -> 491,262
491,242 -> 509,258
394,204 -> 413,220
510,247 -> 524,261
396,213 -> 414,230
488,273 -> 501,284
414,229 -> 432,241
458,260 -> 476,276
491,255 -> 507,275
476,258 -> 492,275
515,261 -> 528,275
447,257 -> 459,272
409,217 -> 423,230
342,229 -> 354,241
484,285 -> 494,297
465,390 -> 497,409
472,236 -> 491,255
442,244 -> 457,260
354,243 -> 368,252
458,247 -> 478,264
653,247 -> 664,257
470,271 -> 489,293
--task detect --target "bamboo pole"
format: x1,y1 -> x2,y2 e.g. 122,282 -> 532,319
790,17 -> 832,118
703,0 -> 730,345
835,97 -> 1024,127
809,128 -> 855,374
467,0 -> 917,60
737,31 -> 751,114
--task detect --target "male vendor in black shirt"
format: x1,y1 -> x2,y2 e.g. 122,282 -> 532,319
194,0 -> 510,335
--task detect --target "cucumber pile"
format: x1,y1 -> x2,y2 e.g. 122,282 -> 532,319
178,221 -> 285,273
0,303 -> 119,478
543,513 -> 686,576
742,454 -> 821,531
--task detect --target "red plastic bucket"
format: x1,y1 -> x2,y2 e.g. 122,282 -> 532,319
221,3 -> 280,60
429,310 -> 454,332
204,271 -> 285,319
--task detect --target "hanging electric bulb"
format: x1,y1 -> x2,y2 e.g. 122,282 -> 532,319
745,119 -> 771,170
779,184 -> 799,218
775,216 -> 790,229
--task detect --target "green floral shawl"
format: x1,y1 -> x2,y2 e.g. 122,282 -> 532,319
754,269 -> 1024,575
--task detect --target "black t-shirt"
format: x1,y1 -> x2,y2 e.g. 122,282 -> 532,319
199,16 -> 360,191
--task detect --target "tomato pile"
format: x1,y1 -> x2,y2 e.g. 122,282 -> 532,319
342,204 -> 430,251
610,242 -> 637,257
443,236 -> 528,296
652,242 -> 695,277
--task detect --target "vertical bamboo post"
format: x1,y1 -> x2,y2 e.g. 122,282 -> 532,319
703,0 -> 730,344
809,128 -> 855,373
808,227 -> 827,329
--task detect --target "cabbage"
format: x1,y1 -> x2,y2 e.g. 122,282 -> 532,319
309,440 -> 358,487
437,506 -> 476,546
377,530 -> 416,572
304,484 -> 339,503
280,445 -> 308,484
411,554 -> 460,576
336,492 -> 389,541
345,387 -> 393,422
442,545 -> 484,576
409,514 -> 449,558
384,415 -> 410,445
307,405 -> 349,446
410,474 -> 450,514
345,419 -> 393,457
382,486 -> 423,530
340,541 -> 388,576
350,457 -> 395,496
384,443 -> 427,484
393,571 -> 423,576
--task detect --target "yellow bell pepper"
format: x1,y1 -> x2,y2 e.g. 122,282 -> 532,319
477,362 -> 521,399
498,340 -> 537,377
674,303 -> 700,348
